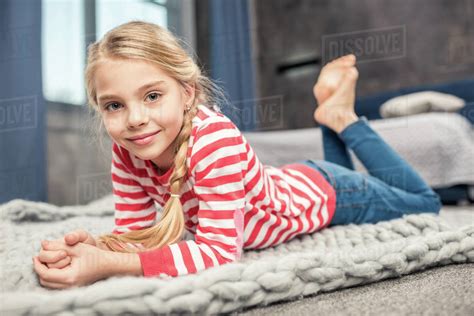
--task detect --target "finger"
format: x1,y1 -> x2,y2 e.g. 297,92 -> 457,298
64,232 -> 79,245
65,229 -> 95,246
33,256 -> 69,284
47,256 -> 72,269
38,277 -> 70,290
33,255 -> 50,278
43,240 -> 74,253
41,239 -> 67,251
38,249 -> 68,264
41,240 -> 50,250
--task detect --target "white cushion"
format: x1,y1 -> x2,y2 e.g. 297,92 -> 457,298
379,91 -> 465,118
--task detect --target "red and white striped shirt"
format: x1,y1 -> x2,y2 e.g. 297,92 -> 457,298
111,104 -> 336,278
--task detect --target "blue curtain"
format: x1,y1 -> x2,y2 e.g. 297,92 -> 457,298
0,0 -> 47,203
209,0 -> 257,131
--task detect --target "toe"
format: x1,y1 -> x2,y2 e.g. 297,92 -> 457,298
344,54 -> 356,61
329,54 -> 356,67
346,66 -> 359,79
331,67 -> 359,96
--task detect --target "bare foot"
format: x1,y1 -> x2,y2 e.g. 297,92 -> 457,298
314,66 -> 359,134
313,54 -> 357,105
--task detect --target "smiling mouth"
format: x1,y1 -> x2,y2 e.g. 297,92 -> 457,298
127,130 -> 161,145
127,130 -> 161,141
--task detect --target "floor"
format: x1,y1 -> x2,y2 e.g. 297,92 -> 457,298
233,205 -> 474,316
437,205 -> 474,230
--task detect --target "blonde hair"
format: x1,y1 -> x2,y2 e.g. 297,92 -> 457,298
85,21 -> 228,253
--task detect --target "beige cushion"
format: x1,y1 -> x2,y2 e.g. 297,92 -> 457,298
379,91 -> 465,118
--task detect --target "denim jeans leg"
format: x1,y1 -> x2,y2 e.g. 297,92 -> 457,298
321,125 -> 355,170
307,161 -> 442,227
338,116 -> 438,196
299,116 -> 442,227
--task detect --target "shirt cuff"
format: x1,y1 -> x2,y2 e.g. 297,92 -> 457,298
137,245 -> 177,278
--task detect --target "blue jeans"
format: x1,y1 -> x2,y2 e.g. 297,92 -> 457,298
300,116 -> 442,226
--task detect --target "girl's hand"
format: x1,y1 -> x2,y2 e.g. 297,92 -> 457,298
38,240 -> 72,269
64,229 -> 97,247
39,229 -> 97,269
313,54 -> 357,104
33,240 -> 110,289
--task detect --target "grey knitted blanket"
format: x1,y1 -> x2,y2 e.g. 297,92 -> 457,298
1,196 -> 473,315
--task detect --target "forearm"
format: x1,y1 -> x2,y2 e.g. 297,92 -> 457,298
101,250 -> 144,278
94,237 -> 145,252
94,237 -> 114,251
94,237 -> 145,277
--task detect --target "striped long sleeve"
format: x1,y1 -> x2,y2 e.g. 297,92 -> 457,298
111,143 -> 158,234
137,120 -> 246,277
108,104 -> 336,278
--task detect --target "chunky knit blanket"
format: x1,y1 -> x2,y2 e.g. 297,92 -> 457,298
1,195 -> 473,315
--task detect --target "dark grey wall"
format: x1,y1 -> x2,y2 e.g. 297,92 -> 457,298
47,104 -> 112,206
251,0 -> 474,129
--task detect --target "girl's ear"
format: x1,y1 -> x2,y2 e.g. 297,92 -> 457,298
182,83 -> 196,107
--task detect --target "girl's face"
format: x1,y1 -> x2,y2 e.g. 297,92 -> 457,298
94,58 -> 194,172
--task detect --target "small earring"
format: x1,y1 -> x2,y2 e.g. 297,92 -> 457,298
185,104 -> 191,111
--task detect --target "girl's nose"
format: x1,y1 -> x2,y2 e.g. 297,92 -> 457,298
127,104 -> 150,128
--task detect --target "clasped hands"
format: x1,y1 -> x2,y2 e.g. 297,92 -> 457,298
32,229 -> 112,289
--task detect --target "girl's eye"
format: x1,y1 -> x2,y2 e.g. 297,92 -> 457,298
104,102 -> 123,112
146,92 -> 161,102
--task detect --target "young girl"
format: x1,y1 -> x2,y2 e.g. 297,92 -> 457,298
33,21 -> 441,289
